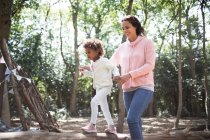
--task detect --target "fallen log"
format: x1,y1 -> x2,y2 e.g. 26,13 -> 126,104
0,131 -> 206,140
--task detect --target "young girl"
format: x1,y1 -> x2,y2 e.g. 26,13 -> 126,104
80,38 -> 119,134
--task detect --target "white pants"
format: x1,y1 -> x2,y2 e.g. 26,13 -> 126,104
90,86 -> 114,125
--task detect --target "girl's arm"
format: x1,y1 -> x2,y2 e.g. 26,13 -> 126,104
103,58 -> 120,76
80,65 -> 93,78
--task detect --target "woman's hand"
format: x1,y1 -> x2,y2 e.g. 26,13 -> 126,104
114,73 -> 131,85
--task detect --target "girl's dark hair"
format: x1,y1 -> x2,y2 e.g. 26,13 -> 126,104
122,15 -> 145,36
83,38 -> 104,56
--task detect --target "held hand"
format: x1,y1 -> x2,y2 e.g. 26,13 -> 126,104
80,65 -> 90,71
117,74 -> 131,85
113,76 -> 120,81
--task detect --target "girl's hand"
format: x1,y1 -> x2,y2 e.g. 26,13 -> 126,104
79,66 -> 91,77
79,68 -> 84,76
113,76 -> 120,81
80,65 -> 90,71
79,66 -> 87,76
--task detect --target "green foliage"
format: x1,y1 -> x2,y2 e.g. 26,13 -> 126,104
12,0 -> 39,18
76,77 -> 93,116
6,0 -> 210,118
154,55 -> 178,116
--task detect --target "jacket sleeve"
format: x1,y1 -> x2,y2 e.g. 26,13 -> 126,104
112,66 -> 120,76
104,58 -> 120,76
129,39 -> 156,79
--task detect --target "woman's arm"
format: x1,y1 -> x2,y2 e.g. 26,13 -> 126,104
110,46 -> 121,66
129,40 -> 156,79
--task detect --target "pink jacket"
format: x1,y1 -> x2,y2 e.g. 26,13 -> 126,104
110,36 -> 156,90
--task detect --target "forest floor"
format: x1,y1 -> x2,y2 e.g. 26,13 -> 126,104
0,117 -> 210,140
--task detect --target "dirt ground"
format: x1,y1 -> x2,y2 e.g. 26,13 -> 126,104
0,117 -> 210,140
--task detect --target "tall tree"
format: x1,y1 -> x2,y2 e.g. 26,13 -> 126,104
117,0 -> 133,133
199,0 -> 210,124
0,0 -> 13,40
0,0 -> 13,126
69,0 -> 80,115
175,0 -> 183,129
58,4 -> 65,109
185,0 -> 200,116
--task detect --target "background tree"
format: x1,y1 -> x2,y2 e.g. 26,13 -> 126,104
0,0 -> 209,131
175,0 -> 183,129
116,0 -> 133,133
69,0 -> 80,116
184,0 -> 200,116
0,0 -> 13,127
199,0 -> 210,124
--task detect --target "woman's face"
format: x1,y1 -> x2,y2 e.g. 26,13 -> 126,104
85,48 -> 98,61
122,20 -> 137,41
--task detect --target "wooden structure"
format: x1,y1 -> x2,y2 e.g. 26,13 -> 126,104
0,38 -> 59,132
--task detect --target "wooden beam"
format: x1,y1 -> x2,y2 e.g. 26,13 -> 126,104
0,63 -> 6,117
0,38 -> 28,130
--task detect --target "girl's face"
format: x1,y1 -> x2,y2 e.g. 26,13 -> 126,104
85,48 -> 99,61
122,21 -> 137,41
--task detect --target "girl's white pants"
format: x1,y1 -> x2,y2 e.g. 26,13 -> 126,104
90,86 -> 114,125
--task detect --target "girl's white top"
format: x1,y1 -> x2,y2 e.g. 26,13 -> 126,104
83,57 -> 120,89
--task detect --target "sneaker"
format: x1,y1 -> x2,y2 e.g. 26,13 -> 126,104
81,123 -> 97,133
105,125 -> 117,134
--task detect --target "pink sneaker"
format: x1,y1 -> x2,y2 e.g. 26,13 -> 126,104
105,125 -> 117,134
81,123 -> 97,133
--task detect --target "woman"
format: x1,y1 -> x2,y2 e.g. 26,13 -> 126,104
110,15 -> 156,140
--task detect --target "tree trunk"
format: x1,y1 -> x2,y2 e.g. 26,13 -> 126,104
142,0 -> 148,26
121,0 -> 133,43
200,0 -> 210,124
1,82 -> 11,127
95,14 -> 102,39
0,62 -> 11,127
185,1 -> 200,116
117,84 -> 125,133
58,7 -> 64,109
0,0 -> 13,40
0,0 -> 13,126
148,99 -> 154,116
175,0 -> 182,129
0,63 -> 5,117
69,0 -> 80,116
142,0 -> 153,116
117,0 -> 133,133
